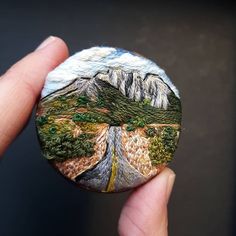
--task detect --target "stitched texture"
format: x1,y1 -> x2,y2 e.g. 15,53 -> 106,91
36,47 -> 182,192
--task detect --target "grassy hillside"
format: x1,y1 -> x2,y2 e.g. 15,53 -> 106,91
37,79 -> 181,128
36,79 -> 181,162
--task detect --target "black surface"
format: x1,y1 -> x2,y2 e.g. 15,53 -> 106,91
0,1 -> 235,236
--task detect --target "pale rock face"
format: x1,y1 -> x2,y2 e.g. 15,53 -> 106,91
96,70 -> 171,109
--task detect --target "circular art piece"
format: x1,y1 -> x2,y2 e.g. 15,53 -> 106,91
36,47 -> 182,192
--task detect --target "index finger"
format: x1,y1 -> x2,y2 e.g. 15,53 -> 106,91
0,36 -> 69,155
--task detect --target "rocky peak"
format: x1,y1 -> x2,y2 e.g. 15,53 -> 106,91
96,69 -> 171,109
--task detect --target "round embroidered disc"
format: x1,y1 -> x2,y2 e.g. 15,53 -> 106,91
36,47 -> 181,192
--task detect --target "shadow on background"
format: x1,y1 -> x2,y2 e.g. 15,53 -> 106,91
0,1 -> 235,236
232,19 -> 236,236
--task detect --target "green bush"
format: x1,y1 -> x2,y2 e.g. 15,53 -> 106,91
39,132 -> 95,161
145,127 -> 157,137
36,116 -> 48,126
126,124 -> 135,132
161,127 -> 177,153
126,116 -> 146,131
72,113 -> 96,122
77,95 -> 90,106
149,126 -> 177,165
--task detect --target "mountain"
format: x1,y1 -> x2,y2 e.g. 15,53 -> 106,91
41,46 -> 180,99
42,69 -> 175,110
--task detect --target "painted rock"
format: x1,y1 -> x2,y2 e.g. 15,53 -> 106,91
36,47 -> 182,192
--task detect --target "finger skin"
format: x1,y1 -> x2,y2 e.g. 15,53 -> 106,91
118,168 -> 175,236
0,37 -> 69,155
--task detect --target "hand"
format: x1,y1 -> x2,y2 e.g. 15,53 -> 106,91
0,36 -> 175,236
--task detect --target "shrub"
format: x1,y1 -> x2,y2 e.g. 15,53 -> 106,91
36,116 -> 48,126
77,95 -> 90,106
39,132 -> 95,161
126,116 -> 146,131
145,127 -> 157,137
149,126 -> 177,165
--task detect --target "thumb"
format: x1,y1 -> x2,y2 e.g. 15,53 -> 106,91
118,168 -> 175,236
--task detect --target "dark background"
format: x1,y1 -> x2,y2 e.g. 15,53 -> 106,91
0,1 -> 235,235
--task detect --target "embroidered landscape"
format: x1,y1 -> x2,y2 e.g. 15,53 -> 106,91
36,47 -> 182,192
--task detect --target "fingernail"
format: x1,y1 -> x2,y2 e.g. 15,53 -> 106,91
36,36 -> 56,51
166,173 -> 176,202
